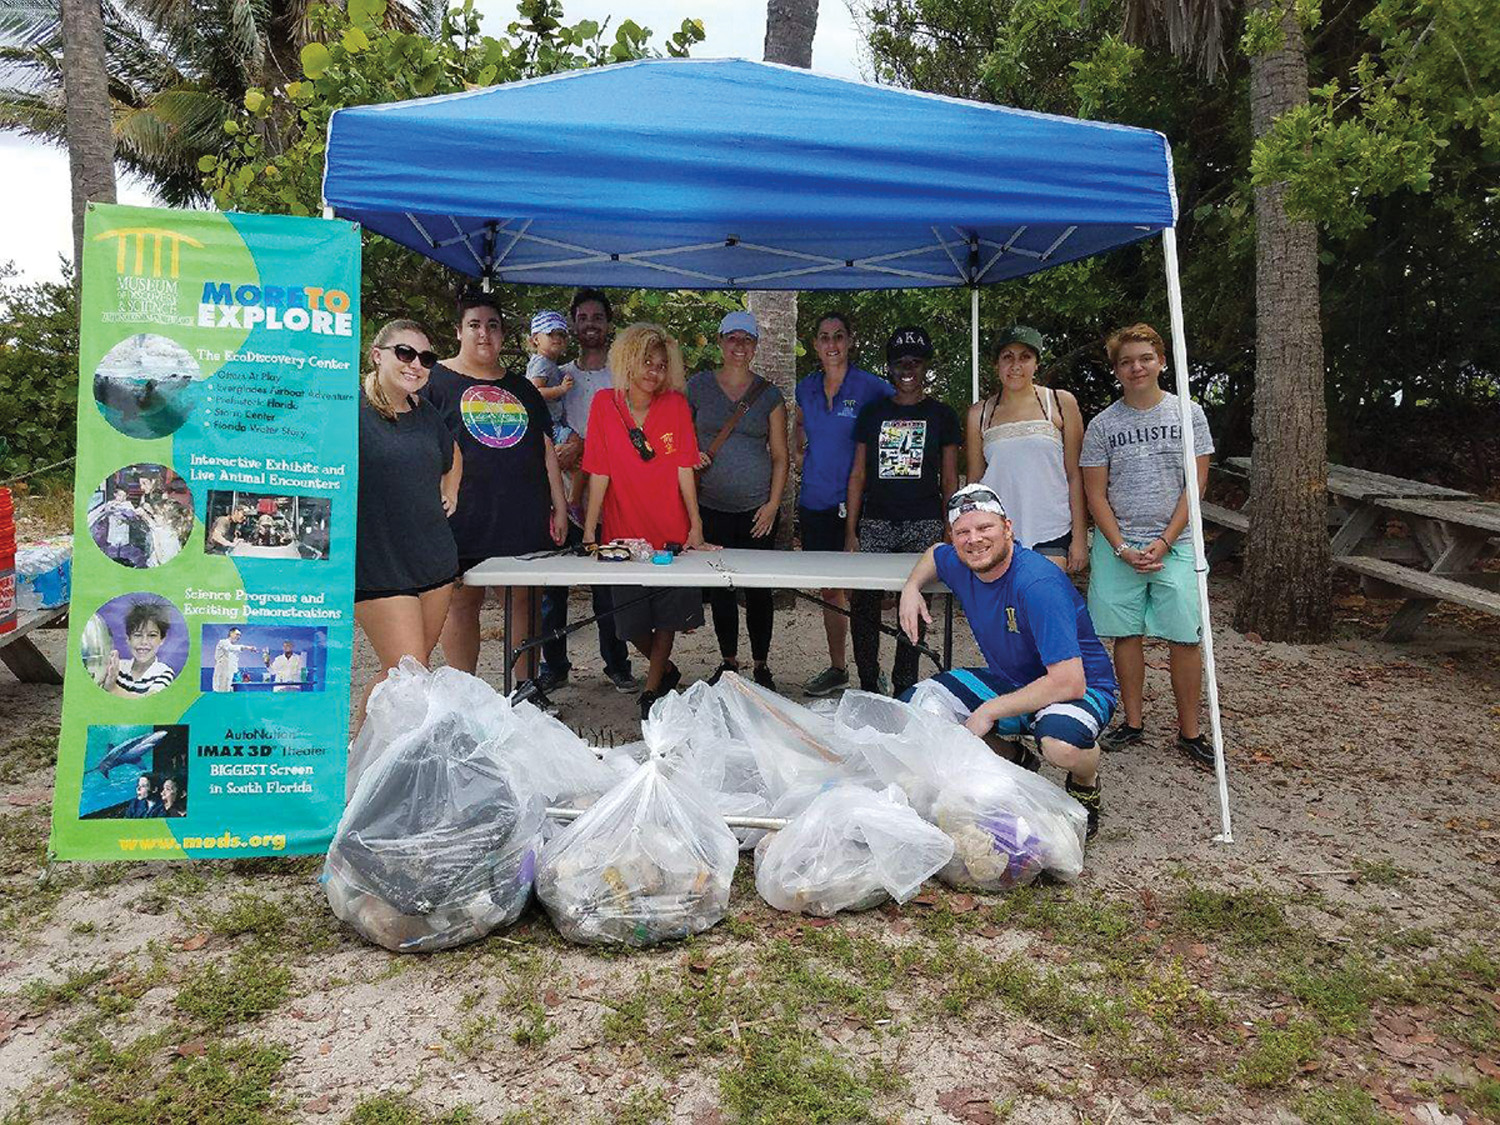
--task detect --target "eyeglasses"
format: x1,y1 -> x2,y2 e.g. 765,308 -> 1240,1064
376,343 -> 437,368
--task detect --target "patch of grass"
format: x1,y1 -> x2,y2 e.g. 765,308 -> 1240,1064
1165,885 -> 1294,951
511,1001 -> 554,1049
0,725 -> 58,784
1231,1019 -> 1322,1088
0,805 -> 50,880
988,885 -> 1136,953
1129,959 -> 1224,1029
175,949 -> 292,1029
345,1093 -> 479,1125
64,1023 -> 292,1123
1466,1078 -> 1500,1120
719,1024 -> 899,1124
444,1013 -> 497,1058
1353,858 -> 1407,887
602,965 -> 736,1071
205,892 -> 290,939
1281,957 -> 1394,1034
21,966 -> 110,1013
609,1085 -> 671,1125
1294,1084 -> 1396,1124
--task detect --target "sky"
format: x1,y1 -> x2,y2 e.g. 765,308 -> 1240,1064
0,0 -> 867,283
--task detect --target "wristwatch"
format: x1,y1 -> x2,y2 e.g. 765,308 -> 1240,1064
1112,541 -> 1127,558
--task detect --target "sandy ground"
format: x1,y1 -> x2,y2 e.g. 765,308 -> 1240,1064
1,568 -> 1498,1123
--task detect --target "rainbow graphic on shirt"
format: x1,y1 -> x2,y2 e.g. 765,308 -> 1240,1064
460,384 -> 528,448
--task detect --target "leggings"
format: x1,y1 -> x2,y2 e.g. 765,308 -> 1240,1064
700,506 -> 778,664
852,516 -> 946,696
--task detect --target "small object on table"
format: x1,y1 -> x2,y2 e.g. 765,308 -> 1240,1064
651,550 -> 673,565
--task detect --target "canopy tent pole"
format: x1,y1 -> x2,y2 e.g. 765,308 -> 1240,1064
1161,228 -> 1233,844
970,285 -> 981,404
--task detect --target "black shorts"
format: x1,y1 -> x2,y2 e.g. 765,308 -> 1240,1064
354,573 -> 457,604
1031,530 -> 1072,557
797,505 -> 846,553
611,585 -> 705,639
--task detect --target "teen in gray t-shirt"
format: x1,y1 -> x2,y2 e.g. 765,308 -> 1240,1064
1079,392 -> 1214,545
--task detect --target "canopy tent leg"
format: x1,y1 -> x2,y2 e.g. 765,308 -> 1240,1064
970,285 -> 980,404
1161,228 -> 1234,845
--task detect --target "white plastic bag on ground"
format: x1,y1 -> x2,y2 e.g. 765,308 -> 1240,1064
325,667 -> 544,952
535,755 -> 738,947
347,656 -> 433,799
834,690 -> 1088,888
754,784 -> 954,916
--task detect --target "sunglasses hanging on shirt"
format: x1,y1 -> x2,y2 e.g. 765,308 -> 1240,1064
612,392 -> 656,462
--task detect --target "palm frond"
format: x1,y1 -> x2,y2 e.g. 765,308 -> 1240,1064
1119,0 -> 1236,80
0,0 -> 62,47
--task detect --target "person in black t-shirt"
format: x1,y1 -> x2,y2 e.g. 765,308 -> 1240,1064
421,291 -> 568,691
354,318 -> 462,728
844,326 -> 960,697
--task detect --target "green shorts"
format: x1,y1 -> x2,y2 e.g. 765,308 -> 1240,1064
1086,535 -> 1202,644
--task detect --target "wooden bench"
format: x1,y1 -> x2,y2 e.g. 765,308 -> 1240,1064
0,606 -> 68,685
1198,500 -> 1249,565
1334,556 -> 1500,640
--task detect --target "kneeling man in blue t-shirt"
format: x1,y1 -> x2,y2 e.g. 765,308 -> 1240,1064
898,483 -> 1118,838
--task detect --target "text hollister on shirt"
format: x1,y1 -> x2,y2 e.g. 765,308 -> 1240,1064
1107,422 -> 1182,449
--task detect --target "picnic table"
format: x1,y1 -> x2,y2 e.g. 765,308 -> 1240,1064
464,548 -> 953,695
0,606 -> 68,685
1208,458 -> 1499,641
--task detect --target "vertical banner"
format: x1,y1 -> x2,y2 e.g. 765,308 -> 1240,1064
49,203 -> 361,860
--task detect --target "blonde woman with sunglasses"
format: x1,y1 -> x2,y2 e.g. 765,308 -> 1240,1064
354,318 -> 462,728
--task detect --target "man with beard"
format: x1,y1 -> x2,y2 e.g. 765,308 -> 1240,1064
896,484 -> 1117,838
534,288 -> 637,695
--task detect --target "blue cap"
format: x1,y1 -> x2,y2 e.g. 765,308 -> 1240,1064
530,310 -> 569,335
718,310 -> 759,338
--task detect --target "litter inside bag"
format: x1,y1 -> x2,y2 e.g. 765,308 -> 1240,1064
755,784 -> 954,916
325,669 -> 543,952
834,690 -> 1088,888
536,756 -> 738,947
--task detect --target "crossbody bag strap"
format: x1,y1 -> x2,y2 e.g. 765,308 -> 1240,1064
703,376 -> 770,464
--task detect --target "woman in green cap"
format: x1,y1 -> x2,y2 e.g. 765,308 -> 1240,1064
965,325 -> 1088,573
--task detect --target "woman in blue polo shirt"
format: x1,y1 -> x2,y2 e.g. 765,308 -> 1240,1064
793,312 -> 894,697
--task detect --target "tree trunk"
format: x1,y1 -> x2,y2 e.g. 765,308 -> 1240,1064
1233,1 -> 1332,642
61,0 -> 117,278
757,0 -> 818,545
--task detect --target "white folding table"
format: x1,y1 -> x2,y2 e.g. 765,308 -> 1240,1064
463,548 -> 954,695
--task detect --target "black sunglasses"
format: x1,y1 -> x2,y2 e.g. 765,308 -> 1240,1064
377,343 -> 437,368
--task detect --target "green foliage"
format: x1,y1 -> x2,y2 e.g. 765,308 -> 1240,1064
175,949 -> 293,1029
0,260 -> 78,479
206,0 -> 703,335
1232,1019 -> 1324,1087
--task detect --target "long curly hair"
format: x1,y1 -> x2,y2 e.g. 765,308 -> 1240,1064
608,323 -> 687,396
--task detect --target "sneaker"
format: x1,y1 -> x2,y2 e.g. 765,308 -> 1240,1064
752,664 -> 777,692
1177,732 -> 1216,768
511,679 -> 559,715
1098,722 -> 1145,752
707,661 -> 739,686
803,666 -> 850,697
533,666 -> 569,693
1065,775 -> 1101,840
1008,738 -> 1042,773
604,666 -> 639,693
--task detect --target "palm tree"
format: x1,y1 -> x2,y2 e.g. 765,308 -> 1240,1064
752,0 -> 819,541
0,0 -> 440,210
1121,0 -> 1331,642
59,0 -> 117,274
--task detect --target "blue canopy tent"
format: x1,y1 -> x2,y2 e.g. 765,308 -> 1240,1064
323,57 -> 1232,842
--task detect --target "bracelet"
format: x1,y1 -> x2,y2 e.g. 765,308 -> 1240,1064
1112,541 -> 1127,558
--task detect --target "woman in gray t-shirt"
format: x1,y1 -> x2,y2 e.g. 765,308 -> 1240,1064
687,310 -> 788,690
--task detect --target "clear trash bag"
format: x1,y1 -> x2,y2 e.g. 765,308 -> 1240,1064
754,784 -> 954,916
535,756 -> 738,948
325,669 -> 544,952
834,690 -> 1088,888
347,656 -> 432,800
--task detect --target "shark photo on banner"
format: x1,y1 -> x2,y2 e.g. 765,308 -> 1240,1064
50,204 -> 361,861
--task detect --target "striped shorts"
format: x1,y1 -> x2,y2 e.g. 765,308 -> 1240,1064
902,667 -> 1117,750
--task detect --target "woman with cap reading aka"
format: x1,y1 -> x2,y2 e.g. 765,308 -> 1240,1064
687,310 -> 788,690
965,325 -> 1088,573
844,326 -> 960,698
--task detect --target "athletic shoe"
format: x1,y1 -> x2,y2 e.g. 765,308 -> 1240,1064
1177,732 -> 1216,768
511,679 -> 559,715
638,689 -> 658,721
803,666 -> 850,697
707,661 -> 739,686
1065,775 -> 1101,840
1011,738 -> 1043,773
533,666 -> 569,693
752,665 -> 777,692
1098,722 -> 1145,752
604,666 -> 639,693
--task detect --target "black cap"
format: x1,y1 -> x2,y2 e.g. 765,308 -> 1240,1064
886,325 -> 934,363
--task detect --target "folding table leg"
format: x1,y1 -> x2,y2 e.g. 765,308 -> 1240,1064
502,586 -> 514,696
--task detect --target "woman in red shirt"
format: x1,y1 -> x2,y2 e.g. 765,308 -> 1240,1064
582,323 -> 716,717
